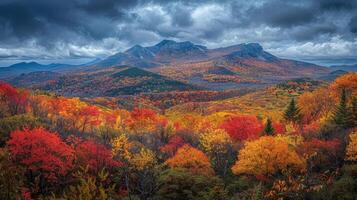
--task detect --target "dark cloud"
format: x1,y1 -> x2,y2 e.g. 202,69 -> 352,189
0,0 -> 356,63
350,16 -> 357,34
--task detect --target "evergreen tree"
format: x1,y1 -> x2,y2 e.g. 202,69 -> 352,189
263,118 -> 274,135
283,98 -> 300,123
352,98 -> 357,125
332,89 -> 354,128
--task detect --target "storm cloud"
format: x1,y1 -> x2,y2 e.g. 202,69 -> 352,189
0,0 -> 356,65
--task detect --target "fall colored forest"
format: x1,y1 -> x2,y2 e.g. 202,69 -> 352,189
0,72 -> 356,200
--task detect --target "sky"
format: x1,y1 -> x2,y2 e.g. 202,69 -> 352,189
0,0 -> 357,67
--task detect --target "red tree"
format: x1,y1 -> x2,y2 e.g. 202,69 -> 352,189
74,140 -> 121,173
0,82 -> 29,115
7,128 -> 74,181
160,136 -> 185,156
220,115 -> 263,141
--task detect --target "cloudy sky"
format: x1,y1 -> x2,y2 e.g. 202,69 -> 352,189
1,0 -> 357,66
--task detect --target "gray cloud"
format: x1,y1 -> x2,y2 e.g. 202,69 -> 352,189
0,0 -> 356,65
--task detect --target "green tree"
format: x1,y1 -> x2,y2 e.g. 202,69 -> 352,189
332,88 -> 354,128
263,118 -> 274,136
154,169 -> 227,200
352,98 -> 357,125
284,98 -> 301,124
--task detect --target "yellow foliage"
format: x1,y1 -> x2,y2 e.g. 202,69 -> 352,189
275,134 -> 304,148
232,136 -> 305,176
112,134 -> 132,161
199,128 -> 232,155
129,148 -> 157,171
346,131 -> 357,162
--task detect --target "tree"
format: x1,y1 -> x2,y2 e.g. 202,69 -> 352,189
232,136 -> 305,176
283,98 -> 301,124
263,118 -> 274,136
0,149 -> 25,200
332,88 -> 354,128
220,115 -> 263,141
199,129 -> 234,178
154,169 -> 227,200
346,131 -> 357,162
74,140 -> 121,174
165,144 -> 214,176
7,128 -> 74,182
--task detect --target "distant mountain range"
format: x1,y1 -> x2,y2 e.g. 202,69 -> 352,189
330,64 -> 357,72
1,39 -> 343,96
0,58 -> 102,79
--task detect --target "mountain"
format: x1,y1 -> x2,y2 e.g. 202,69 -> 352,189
96,41 -> 329,86
0,59 -> 102,80
330,64 -> 357,72
95,40 -> 209,68
9,71 -> 62,88
28,66 -> 200,97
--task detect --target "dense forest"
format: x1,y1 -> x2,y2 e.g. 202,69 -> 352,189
0,72 -> 356,200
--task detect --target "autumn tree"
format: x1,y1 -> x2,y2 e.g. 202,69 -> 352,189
232,136 -> 305,176
166,144 -> 214,176
346,131 -> 357,162
7,128 -> 74,195
284,98 -> 301,124
298,87 -> 334,124
74,140 -> 120,174
199,129 -> 234,178
332,88 -> 354,128
220,115 -> 263,141
160,136 -> 185,157
0,82 -> 29,116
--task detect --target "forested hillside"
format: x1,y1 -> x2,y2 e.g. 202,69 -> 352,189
0,72 -> 356,200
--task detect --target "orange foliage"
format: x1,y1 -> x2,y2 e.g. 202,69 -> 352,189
330,72 -> 357,99
232,136 -> 305,176
165,144 -> 214,176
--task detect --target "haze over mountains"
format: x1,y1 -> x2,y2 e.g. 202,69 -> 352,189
0,39 -> 348,96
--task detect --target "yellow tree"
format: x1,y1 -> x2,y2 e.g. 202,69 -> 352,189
232,136 -> 305,176
166,144 -> 214,176
346,131 -> 357,162
200,129 -> 233,177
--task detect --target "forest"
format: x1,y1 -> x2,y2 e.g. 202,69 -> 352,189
0,72 -> 355,200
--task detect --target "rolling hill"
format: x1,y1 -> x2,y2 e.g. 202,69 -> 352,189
18,66 -> 200,97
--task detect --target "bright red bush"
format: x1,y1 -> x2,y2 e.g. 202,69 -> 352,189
75,140 -> 121,173
220,115 -> 263,141
7,128 -> 74,181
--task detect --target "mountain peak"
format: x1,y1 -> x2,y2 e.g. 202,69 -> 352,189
155,39 -> 177,47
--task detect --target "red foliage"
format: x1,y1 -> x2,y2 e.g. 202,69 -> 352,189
273,122 -> 286,135
75,140 -> 121,173
300,139 -> 341,156
160,136 -> 185,156
220,115 -> 263,141
7,128 -> 74,181
0,82 -> 29,114
78,105 -> 102,131
130,108 -> 157,121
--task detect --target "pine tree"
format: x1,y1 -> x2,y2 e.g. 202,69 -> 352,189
352,97 -> 357,125
263,118 -> 274,135
284,98 -> 300,123
332,88 -> 354,128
